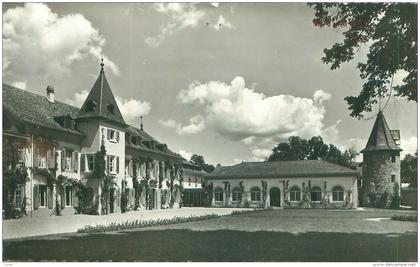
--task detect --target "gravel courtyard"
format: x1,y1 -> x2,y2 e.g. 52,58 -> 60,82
3,208 -> 417,262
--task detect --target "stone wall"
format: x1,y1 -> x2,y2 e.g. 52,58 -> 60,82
362,150 -> 400,207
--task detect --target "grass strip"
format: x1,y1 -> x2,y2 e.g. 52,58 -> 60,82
77,213 -> 220,233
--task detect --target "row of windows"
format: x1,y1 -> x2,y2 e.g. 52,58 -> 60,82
214,186 -> 346,202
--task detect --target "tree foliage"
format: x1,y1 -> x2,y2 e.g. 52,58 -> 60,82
190,154 -> 215,173
309,3 -> 417,118
401,152 -> 417,187
268,136 -> 358,169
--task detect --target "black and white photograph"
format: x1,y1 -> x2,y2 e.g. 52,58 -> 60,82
2,1 -> 418,262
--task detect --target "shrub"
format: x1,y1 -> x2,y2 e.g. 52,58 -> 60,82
391,215 -> 417,222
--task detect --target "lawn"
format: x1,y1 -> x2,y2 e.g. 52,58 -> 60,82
3,209 -> 418,262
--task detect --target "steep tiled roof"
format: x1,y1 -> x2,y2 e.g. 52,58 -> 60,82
125,125 -> 182,160
3,83 -> 82,136
361,111 -> 402,153
206,160 -> 359,179
77,64 -> 126,127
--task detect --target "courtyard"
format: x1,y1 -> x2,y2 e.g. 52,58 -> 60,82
3,208 -> 417,262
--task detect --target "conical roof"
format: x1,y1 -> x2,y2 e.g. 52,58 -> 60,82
361,111 -> 402,153
77,61 -> 127,127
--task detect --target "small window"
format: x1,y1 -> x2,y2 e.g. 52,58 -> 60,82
232,188 -> 242,202
85,100 -> 96,112
107,128 -> 119,143
332,186 -> 344,202
391,175 -> 396,183
15,184 -> 24,205
107,104 -> 115,114
188,178 -> 191,186
290,186 -> 301,202
251,187 -> 261,201
214,188 -> 223,202
310,186 -> 322,202
87,154 -> 95,171
391,155 -> 396,163
65,150 -> 72,171
107,155 -> 118,173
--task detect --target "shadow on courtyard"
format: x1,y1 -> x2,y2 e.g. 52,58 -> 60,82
3,229 -> 417,262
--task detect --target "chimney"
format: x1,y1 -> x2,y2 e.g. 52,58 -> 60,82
46,85 -> 55,103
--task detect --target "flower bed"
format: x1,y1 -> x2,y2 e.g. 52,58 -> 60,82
77,214 -> 219,233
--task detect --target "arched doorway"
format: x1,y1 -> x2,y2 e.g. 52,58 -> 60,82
270,187 -> 281,207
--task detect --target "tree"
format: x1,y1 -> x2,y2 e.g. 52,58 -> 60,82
268,136 -> 358,169
190,154 -> 215,173
309,3 -> 417,118
401,152 -> 417,187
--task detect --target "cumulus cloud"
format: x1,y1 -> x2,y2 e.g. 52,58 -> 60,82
65,91 -> 151,125
401,136 -> 417,157
146,3 -> 235,47
176,76 -> 336,161
212,15 -> 236,30
159,115 -> 206,135
3,3 -> 119,78
115,97 -> 152,125
11,80 -> 27,90
179,150 -> 192,161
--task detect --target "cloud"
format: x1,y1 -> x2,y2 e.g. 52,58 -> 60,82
115,97 -> 152,125
65,91 -> 151,125
212,15 -> 236,31
179,150 -> 192,161
401,136 -> 417,157
176,76 -> 336,160
146,3 -> 235,47
11,80 -> 27,90
159,115 -> 206,135
3,3 -> 119,78
64,90 -> 89,107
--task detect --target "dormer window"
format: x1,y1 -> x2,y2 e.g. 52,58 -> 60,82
107,104 -> 115,115
85,100 -> 97,112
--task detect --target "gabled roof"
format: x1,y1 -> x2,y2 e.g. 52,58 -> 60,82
361,111 -> 402,153
3,83 -> 82,136
77,62 -> 127,127
206,160 -> 359,179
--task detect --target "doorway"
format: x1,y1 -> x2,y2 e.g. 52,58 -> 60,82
269,187 -> 281,207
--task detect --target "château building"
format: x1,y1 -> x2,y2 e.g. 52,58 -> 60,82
3,61 -> 195,217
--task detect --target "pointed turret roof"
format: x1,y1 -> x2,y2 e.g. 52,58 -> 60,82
361,111 -> 402,153
77,59 -> 127,127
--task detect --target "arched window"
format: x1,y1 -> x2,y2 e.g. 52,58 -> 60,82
232,187 -> 242,202
332,185 -> 344,201
310,186 -> 322,202
290,186 -> 301,201
214,187 -> 223,202
251,187 -> 261,201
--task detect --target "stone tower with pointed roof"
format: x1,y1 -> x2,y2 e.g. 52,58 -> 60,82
361,111 -> 402,207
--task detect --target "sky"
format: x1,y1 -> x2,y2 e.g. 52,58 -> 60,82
3,2 -> 418,166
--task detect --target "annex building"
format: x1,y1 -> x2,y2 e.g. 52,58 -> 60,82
205,110 -> 402,209
3,61 -> 203,217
